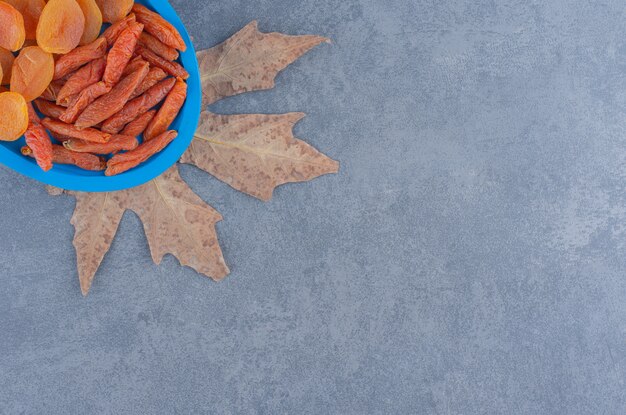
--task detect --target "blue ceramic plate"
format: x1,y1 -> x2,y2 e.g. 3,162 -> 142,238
0,0 -> 201,192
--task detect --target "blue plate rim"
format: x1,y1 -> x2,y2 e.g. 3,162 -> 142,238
0,0 -> 201,193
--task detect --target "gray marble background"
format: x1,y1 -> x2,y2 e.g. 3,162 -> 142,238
1,0 -> 625,413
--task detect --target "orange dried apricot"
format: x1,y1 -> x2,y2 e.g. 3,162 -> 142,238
95,0 -> 132,24
75,0 -> 102,45
10,46 -> 54,101
0,91 -> 28,141
0,2 -> 25,51
4,0 -> 45,40
0,47 -> 14,84
36,0 -> 85,54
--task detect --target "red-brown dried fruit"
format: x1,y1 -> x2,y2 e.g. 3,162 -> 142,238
95,0 -> 132,24
0,2 -> 24,51
24,121 -> 53,171
121,56 -> 146,76
60,81 -> 110,123
10,46 -> 54,102
0,47 -> 14,84
34,98 -> 66,119
144,78 -> 186,140
138,31 -> 178,61
103,21 -> 143,85
75,61 -> 149,129
53,37 -> 106,80
63,134 -> 137,153
129,66 -> 166,99
0,91 -> 28,141
40,80 -> 64,102
132,3 -> 185,51
136,44 -> 188,79
101,12 -> 135,46
42,117 -> 111,143
56,57 -> 106,105
105,130 -> 177,176
22,144 -> 105,170
100,76 -> 175,134
120,109 -> 155,136
4,0 -> 44,40
76,0 -> 102,45
37,0 -> 85,54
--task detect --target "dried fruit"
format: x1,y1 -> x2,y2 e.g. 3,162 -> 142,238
75,61 -> 149,129
24,121 -> 53,171
56,57 -> 106,105
60,81 -> 110,123
120,109 -> 155,136
75,0 -> 102,45
101,12 -> 134,46
121,56 -> 146,76
34,98 -> 66,119
103,21 -> 143,85
0,91 -> 27,141
40,80 -> 64,102
144,78 -> 186,141
10,46 -> 54,101
138,31 -> 178,61
132,3 -> 185,51
129,66 -> 166,99
4,0 -> 44,40
95,0 -> 132,23
22,144 -> 105,170
42,117 -> 111,143
136,44 -> 188,79
105,130 -> 176,176
0,47 -> 14,84
63,134 -> 137,153
53,37 -> 106,80
100,76 -> 175,134
0,2 -> 24,51
37,0 -> 85,54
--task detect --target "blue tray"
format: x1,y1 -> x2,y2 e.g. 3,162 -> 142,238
0,0 -> 201,192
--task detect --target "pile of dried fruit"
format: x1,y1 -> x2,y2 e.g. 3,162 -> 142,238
0,0 -> 188,176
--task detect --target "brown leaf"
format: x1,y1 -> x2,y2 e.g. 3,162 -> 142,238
51,165 -> 229,295
197,21 -> 329,106
180,111 -> 339,201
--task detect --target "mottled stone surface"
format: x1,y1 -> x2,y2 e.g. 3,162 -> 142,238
1,0 -> 626,413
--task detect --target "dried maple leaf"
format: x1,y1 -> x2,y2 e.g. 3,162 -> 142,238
50,165 -> 229,295
197,20 -> 330,105
180,111 -> 339,201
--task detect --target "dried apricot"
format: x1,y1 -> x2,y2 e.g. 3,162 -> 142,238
0,91 -> 28,141
0,2 -> 25,51
4,0 -> 44,40
10,46 -> 54,102
132,3 -> 185,51
0,47 -> 14,84
37,0 -> 85,54
75,0 -> 102,45
95,0 -> 132,24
